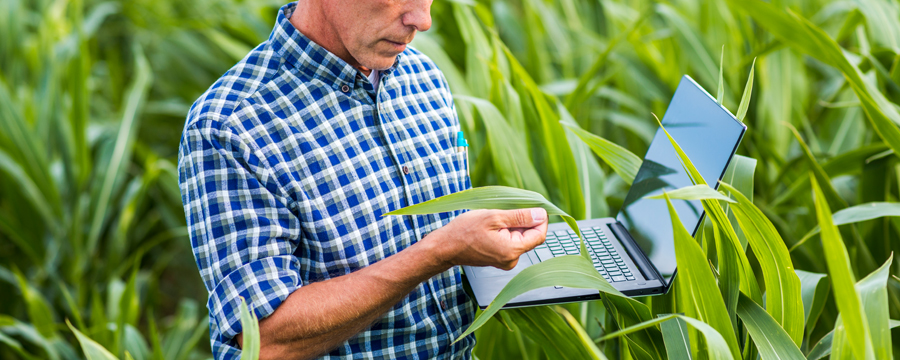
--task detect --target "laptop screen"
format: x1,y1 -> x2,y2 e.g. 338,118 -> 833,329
615,76 -> 745,285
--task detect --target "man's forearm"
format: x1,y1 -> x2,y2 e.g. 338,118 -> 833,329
241,236 -> 453,359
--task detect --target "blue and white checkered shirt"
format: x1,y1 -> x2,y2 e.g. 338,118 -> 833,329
178,3 -> 475,358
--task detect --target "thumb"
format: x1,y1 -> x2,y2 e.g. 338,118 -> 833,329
498,208 -> 547,228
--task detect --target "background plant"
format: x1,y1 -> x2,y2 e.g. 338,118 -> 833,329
2,0 -> 899,359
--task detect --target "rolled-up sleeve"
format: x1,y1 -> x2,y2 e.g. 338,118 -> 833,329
178,116 -> 303,348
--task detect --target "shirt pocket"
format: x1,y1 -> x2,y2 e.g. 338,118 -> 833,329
425,146 -> 469,198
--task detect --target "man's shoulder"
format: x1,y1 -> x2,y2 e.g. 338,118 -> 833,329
184,42 -> 284,133
398,46 -> 448,87
397,45 -> 456,108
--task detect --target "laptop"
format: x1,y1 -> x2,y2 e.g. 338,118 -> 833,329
463,75 -> 747,309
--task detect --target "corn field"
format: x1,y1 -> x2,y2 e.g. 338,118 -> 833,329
2,0 -> 900,359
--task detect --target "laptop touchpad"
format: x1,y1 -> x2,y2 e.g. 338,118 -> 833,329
469,255 -> 534,278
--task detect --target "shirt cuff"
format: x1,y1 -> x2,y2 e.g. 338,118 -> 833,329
207,255 -> 302,343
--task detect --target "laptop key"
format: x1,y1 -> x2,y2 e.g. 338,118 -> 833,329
534,247 -> 555,262
611,275 -> 626,282
626,276 -> 635,281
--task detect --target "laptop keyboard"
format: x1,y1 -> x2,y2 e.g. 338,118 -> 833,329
535,226 -> 636,283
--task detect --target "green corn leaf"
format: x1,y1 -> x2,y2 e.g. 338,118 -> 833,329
456,95 -> 549,196
601,294 -> 666,360
561,120 -> 642,184
239,297 -> 260,360
508,307 -> 599,360
503,45 -> 585,220
795,270 -> 830,341
810,174 -> 874,360
831,255 -> 893,360
0,149 -> 58,237
645,184 -> 735,203
555,307 -> 609,360
13,268 -> 56,339
564,8 -> 650,111
808,321 -> 900,360
722,155 -> 757,249
597,313 -> 732,360
68,320 -> 118,360
85,43 -> 152,267
386,186 -> 590,259
735,293 -> 805,360
717,45 -> 725,105
787,123 -> 847,210
735,58 -> 756,122
792,202 -> 900,251
453,255 -> 624,342
656,4 -> 718,86
658,314 -> 691,360
718,182 -> 804,346
729,0 -> 900,158
662,192 -> 740,359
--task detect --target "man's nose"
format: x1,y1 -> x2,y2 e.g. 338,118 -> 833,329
402,0 -> 432,32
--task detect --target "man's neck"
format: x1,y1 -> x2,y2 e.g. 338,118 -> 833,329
289,1 -> 372,76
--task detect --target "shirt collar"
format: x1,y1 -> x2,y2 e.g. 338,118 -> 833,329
271,2 -> 402,92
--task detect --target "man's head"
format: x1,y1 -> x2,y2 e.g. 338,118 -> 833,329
292,0 -> 433,73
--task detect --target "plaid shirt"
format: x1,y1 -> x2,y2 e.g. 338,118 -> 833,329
178,3 -> 475,359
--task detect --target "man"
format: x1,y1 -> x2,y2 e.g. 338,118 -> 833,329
178,1 -> 548,359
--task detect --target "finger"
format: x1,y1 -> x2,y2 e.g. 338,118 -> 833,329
521,221 -> 548,248
495,208 -> 547,229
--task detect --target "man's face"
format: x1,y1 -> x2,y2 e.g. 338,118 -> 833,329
324,0 -> 433,71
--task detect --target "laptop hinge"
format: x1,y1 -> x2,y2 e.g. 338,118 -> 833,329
610,222 -> 663,282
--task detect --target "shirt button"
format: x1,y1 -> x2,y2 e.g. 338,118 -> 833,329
341,84 -> 350,93
440,300 -> 448,311
402,166 -> 409,174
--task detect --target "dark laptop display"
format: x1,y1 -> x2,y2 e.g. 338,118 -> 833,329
616,77 -> 746,285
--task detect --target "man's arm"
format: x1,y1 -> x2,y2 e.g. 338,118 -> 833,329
239,208 -> 548,360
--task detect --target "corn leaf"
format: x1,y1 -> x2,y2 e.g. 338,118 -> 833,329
503,46 -> 586,219
718,182 -> 804,346
795,270 -> 830,341
456,95 -> 549,196
238,297 -> 260,360
663,192 -> 740,359
810,175 -> 874,360
831,255 -> 893,360
808,320 -> 900,360
386,186 -> 589,259
68,320 -> 118,360
658,315 -> 691,360
735,293 -> 805,360
561,120 -> 642,184
729,0 -> 900,158
454,255 -> 624,341
717,45 -> 725,105
508,307 -> 599,360
555,307 -> 609,360
597,312 -> 732,360
792,202 -> 900,250
735,58 -> 756,122
601,294 -> 666,360
13,269 -> 56,339
85,43 -> 152,265
645,184 -> 735,203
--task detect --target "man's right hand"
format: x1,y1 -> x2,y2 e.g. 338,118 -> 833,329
427,208 -> 549,270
